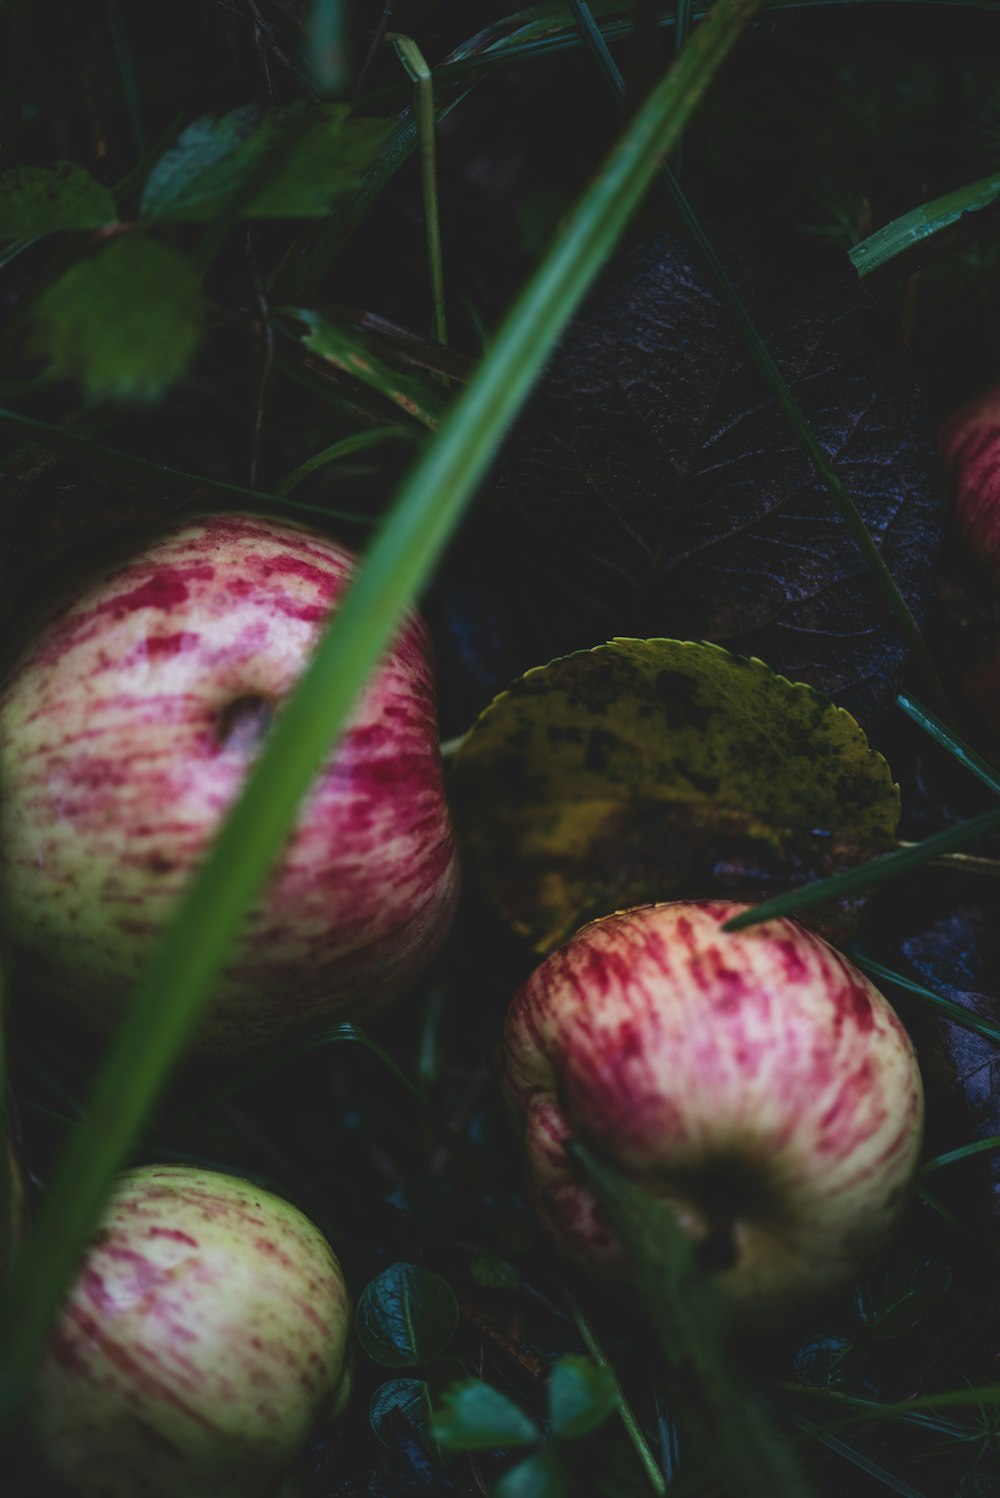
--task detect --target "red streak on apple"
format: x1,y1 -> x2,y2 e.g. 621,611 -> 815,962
939,383 -> 1000,576
34,1165 -> 352,1498
502,900 -> 924,1327
0,512 -> 459,1054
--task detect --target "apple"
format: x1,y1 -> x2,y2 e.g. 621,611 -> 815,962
0,511 -> 459,1055
31,1164 -> 352,1498
501,900 -> 924,1328
938,383 -> 1000,576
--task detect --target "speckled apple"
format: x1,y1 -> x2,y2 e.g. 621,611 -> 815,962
32,1165 -> 352,1498
501,900 -> 924,1328
939,382 -> 1000,576
0,511 -> 459,1054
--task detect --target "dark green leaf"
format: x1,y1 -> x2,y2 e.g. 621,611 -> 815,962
356,1263 -> 459,1368
571,1143 -> 811,1496
32,237 -> 202,402
854,1257 -> 952,1340
370,1378 -> 436,1451
139,103 -> 387,221
548,1356 -> 617,1441
434,1379 -> 540,1452
496,1451 -> 570,1498
0,163 -> 116,239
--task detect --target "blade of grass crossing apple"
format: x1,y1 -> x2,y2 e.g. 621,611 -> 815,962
570,1143 -> 811,1495
0,0 -> 764,1422
849,954 -> 1000,1046
724,804 -> 1000,932
569,0 -> 951,722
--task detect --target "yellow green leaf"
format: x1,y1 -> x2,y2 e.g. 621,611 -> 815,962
450,638 -> 899,951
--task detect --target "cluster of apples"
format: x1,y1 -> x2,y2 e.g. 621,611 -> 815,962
0,511 -> 925,1492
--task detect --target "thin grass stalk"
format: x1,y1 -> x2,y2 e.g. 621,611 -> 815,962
388,35 -> 449,356
0,0 -> 763,1423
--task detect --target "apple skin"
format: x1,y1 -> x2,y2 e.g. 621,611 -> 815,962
0,511 -> 459,1055
939,383 -> 1000,576
501,900 -> 924,1328
32,1165 -> 352,1498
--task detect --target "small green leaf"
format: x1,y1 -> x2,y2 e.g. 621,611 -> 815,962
548,1356 -> 616,1441
854,1257 -> 952,1340
471,1248 -> 521,1291
434,1379 -> 540,1453
495,1451 -> 570,1498
356,1263 -> 459,1368
370,1378 -> 436,1450
140,103 -> 387,221
32,237 -> 202,402
0,162 -> 116,239
451,638 -> 899,951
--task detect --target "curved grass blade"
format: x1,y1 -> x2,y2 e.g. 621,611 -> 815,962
724,804 -> 1000,932
850,954 -> 1000,1047
773,1403 -> 929,1498
570,0 -> 950,720
896,692 -> 1000,798
0,407 -> 368,524
850,171 -> 1000,280
920,1136 -> 1000,1177
0,0 -> 763,1423
275,425 -> 416,498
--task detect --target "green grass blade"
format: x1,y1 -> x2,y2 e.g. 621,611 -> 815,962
850,954 -> 1000,1046
388,36 -> 449,352
920,1136 -> 1000,1177
850,171 -> 1000,280
307,0 -> 350,96
570,0 -> 951,720
0,407 -> 366,525
895,691 -> 1000,798
275,425 -> 416,498
724,804 -> 1000,931
564,1289 -> 667,1496
0,0 -> 762,1423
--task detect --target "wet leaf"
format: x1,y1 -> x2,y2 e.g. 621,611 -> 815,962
32,237 -> 202,402
356,1263 -> 459,1369
139,102 -> 387,221
451,638 -> 899,951
434,1379 -> 540,1452
436,226 -> 941,732
548,1356 -> 616,1441
370,1379 -> 436,1452
0,163 -> 116,239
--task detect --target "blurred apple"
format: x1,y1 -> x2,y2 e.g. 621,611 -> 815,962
939,382 -> 1000,576
32,1165 -> 351,1498
501,900 -> 924,1328
0,511 -> 459,1055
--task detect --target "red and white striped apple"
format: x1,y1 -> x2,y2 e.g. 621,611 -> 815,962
33,1165 -> 351,1498
939,382 -> 1000,576
501,900 -> 924,1328
0,511 -> 459,1055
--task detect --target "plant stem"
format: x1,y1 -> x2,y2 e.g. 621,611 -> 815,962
565,1289 -> 668,1495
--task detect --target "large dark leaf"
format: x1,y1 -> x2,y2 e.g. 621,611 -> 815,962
433,226 -> 941,734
